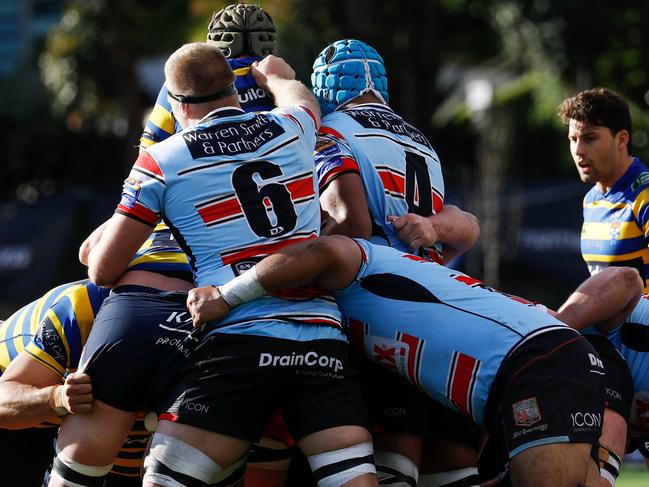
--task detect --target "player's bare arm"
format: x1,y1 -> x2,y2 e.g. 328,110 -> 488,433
0,353 -> 92,429
187,235 -> 361,326
251,55 -> 321,126
86,213 -> 154,287
79,219 -> 110,265
389,205 -> 480,261
554,266 -> 642,332
320,173 -> 372,239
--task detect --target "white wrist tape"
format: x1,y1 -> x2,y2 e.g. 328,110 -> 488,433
219,267 -> 265,307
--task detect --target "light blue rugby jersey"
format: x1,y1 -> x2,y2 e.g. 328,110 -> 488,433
336,239 -> 566,427
315,103 -> 445,262
584,296 -> 649,436
118,105 -> 343,341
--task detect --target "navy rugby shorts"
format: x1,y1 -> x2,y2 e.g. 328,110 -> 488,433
80,285 -> 194,412
160,332 -> 370,443
483,327 -> 605,465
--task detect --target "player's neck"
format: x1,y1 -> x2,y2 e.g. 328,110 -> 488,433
345,92 -> 386,108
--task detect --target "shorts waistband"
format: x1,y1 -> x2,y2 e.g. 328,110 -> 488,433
111,285 -> 188,302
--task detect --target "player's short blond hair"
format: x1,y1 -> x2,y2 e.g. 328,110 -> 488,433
164,43 -> 235,98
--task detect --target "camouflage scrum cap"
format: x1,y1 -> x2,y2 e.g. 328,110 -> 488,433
312,39 -> 388,116
207,4 -> 277,58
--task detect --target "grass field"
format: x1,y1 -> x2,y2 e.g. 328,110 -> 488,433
618,465 -> 649,486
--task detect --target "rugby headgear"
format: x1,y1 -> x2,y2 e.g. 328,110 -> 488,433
311,39 -> 389,115
207,4 -> 277,58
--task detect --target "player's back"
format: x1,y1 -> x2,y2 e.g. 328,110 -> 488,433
0,279 -> 107,375
124,106 -> 343,340
317,104 -> 444,260
336,240 -> 565,426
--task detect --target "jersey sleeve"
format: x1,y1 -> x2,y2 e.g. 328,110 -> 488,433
632,186 -> 649,237
140,84 -> 177,148
314,130 -> 360,191
23,307 -> 71,380
272,105 -> 318,147
115,151 -> 166,227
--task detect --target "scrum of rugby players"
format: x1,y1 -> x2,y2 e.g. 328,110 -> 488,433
1,4 -> 646,487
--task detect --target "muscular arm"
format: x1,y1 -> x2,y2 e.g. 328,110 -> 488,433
320,173 -> 372,239
187,235 -> 361,326
252,55 -> 321,127
555,267 -> 642,332
79,220 -> 110,266
389,205 -> 480,262
87,213 -> 154,287
0,353 -> 92,429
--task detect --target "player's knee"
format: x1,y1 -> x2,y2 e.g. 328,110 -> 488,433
374,451 -> 418,487
51,447 -> 112,487
143,432 -> 245,487
307,441 -> 376,487
418,467 -> 480,487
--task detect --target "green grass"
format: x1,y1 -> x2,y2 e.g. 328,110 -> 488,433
618,465 -> 649,487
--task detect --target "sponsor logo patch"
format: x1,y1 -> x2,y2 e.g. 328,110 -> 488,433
632,171 -> 649,191
120,177 -> 142,209
315,138 -> 340,157
512,397 -> 542,427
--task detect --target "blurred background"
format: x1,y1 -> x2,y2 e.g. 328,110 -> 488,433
3,0 -> 649,311
2,0 -> 649,481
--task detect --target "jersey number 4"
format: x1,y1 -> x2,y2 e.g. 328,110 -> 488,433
404,151 -> 432,216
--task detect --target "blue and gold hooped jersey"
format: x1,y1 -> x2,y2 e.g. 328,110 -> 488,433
315,103 -> 445,263
140,56 -> 274,148
128,223 -> 193,282
0,280 -> 108,377
581,157 -> 649,292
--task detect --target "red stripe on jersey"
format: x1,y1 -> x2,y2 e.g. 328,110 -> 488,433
198,197 -> 242,225
221,235 -> 316,265
286,176 -> 316,201
320,125 -> 346,141
378,170 -> 405,195
134,151 -> 164,179
453,275 -> 484,287
433,191 -> 443,214
270,284 -> 331,301
117,202 -> 159,226
450,353 -> 478,415
399,333 -> 423,386
319,157 -> 360,190
300,106 -> 318,128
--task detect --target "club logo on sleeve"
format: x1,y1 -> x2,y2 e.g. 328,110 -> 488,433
512,397 -> 542,427
120,177 -> 142,209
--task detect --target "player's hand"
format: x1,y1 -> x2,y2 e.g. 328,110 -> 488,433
53,372 -> 93,414
187,286 -> 232,328
388,213 -> 438,250
251,55 -> 295,88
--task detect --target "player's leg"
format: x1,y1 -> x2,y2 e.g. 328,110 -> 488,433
487,328 -> 606,487
143,420 -> 250,487
49,401 -> 136,487
284,338 -> 377,487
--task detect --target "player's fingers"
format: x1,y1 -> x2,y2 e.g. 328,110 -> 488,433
66,372 -> 92,384
68,383 -> 93,395
69,393 -> 94,404
389,215 -> 407,231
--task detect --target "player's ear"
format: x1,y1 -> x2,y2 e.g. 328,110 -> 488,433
616,129 -> 630,152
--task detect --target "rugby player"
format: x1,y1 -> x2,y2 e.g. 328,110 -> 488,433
58,44 -> 377,487
140,3 -> 276,149
311,39 -> 481,486
559,88 -> 649,292
188,235 -> 610,487
0,223 -> 192,487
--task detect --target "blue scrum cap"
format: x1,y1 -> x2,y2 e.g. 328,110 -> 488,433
311,39 -> 388,115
